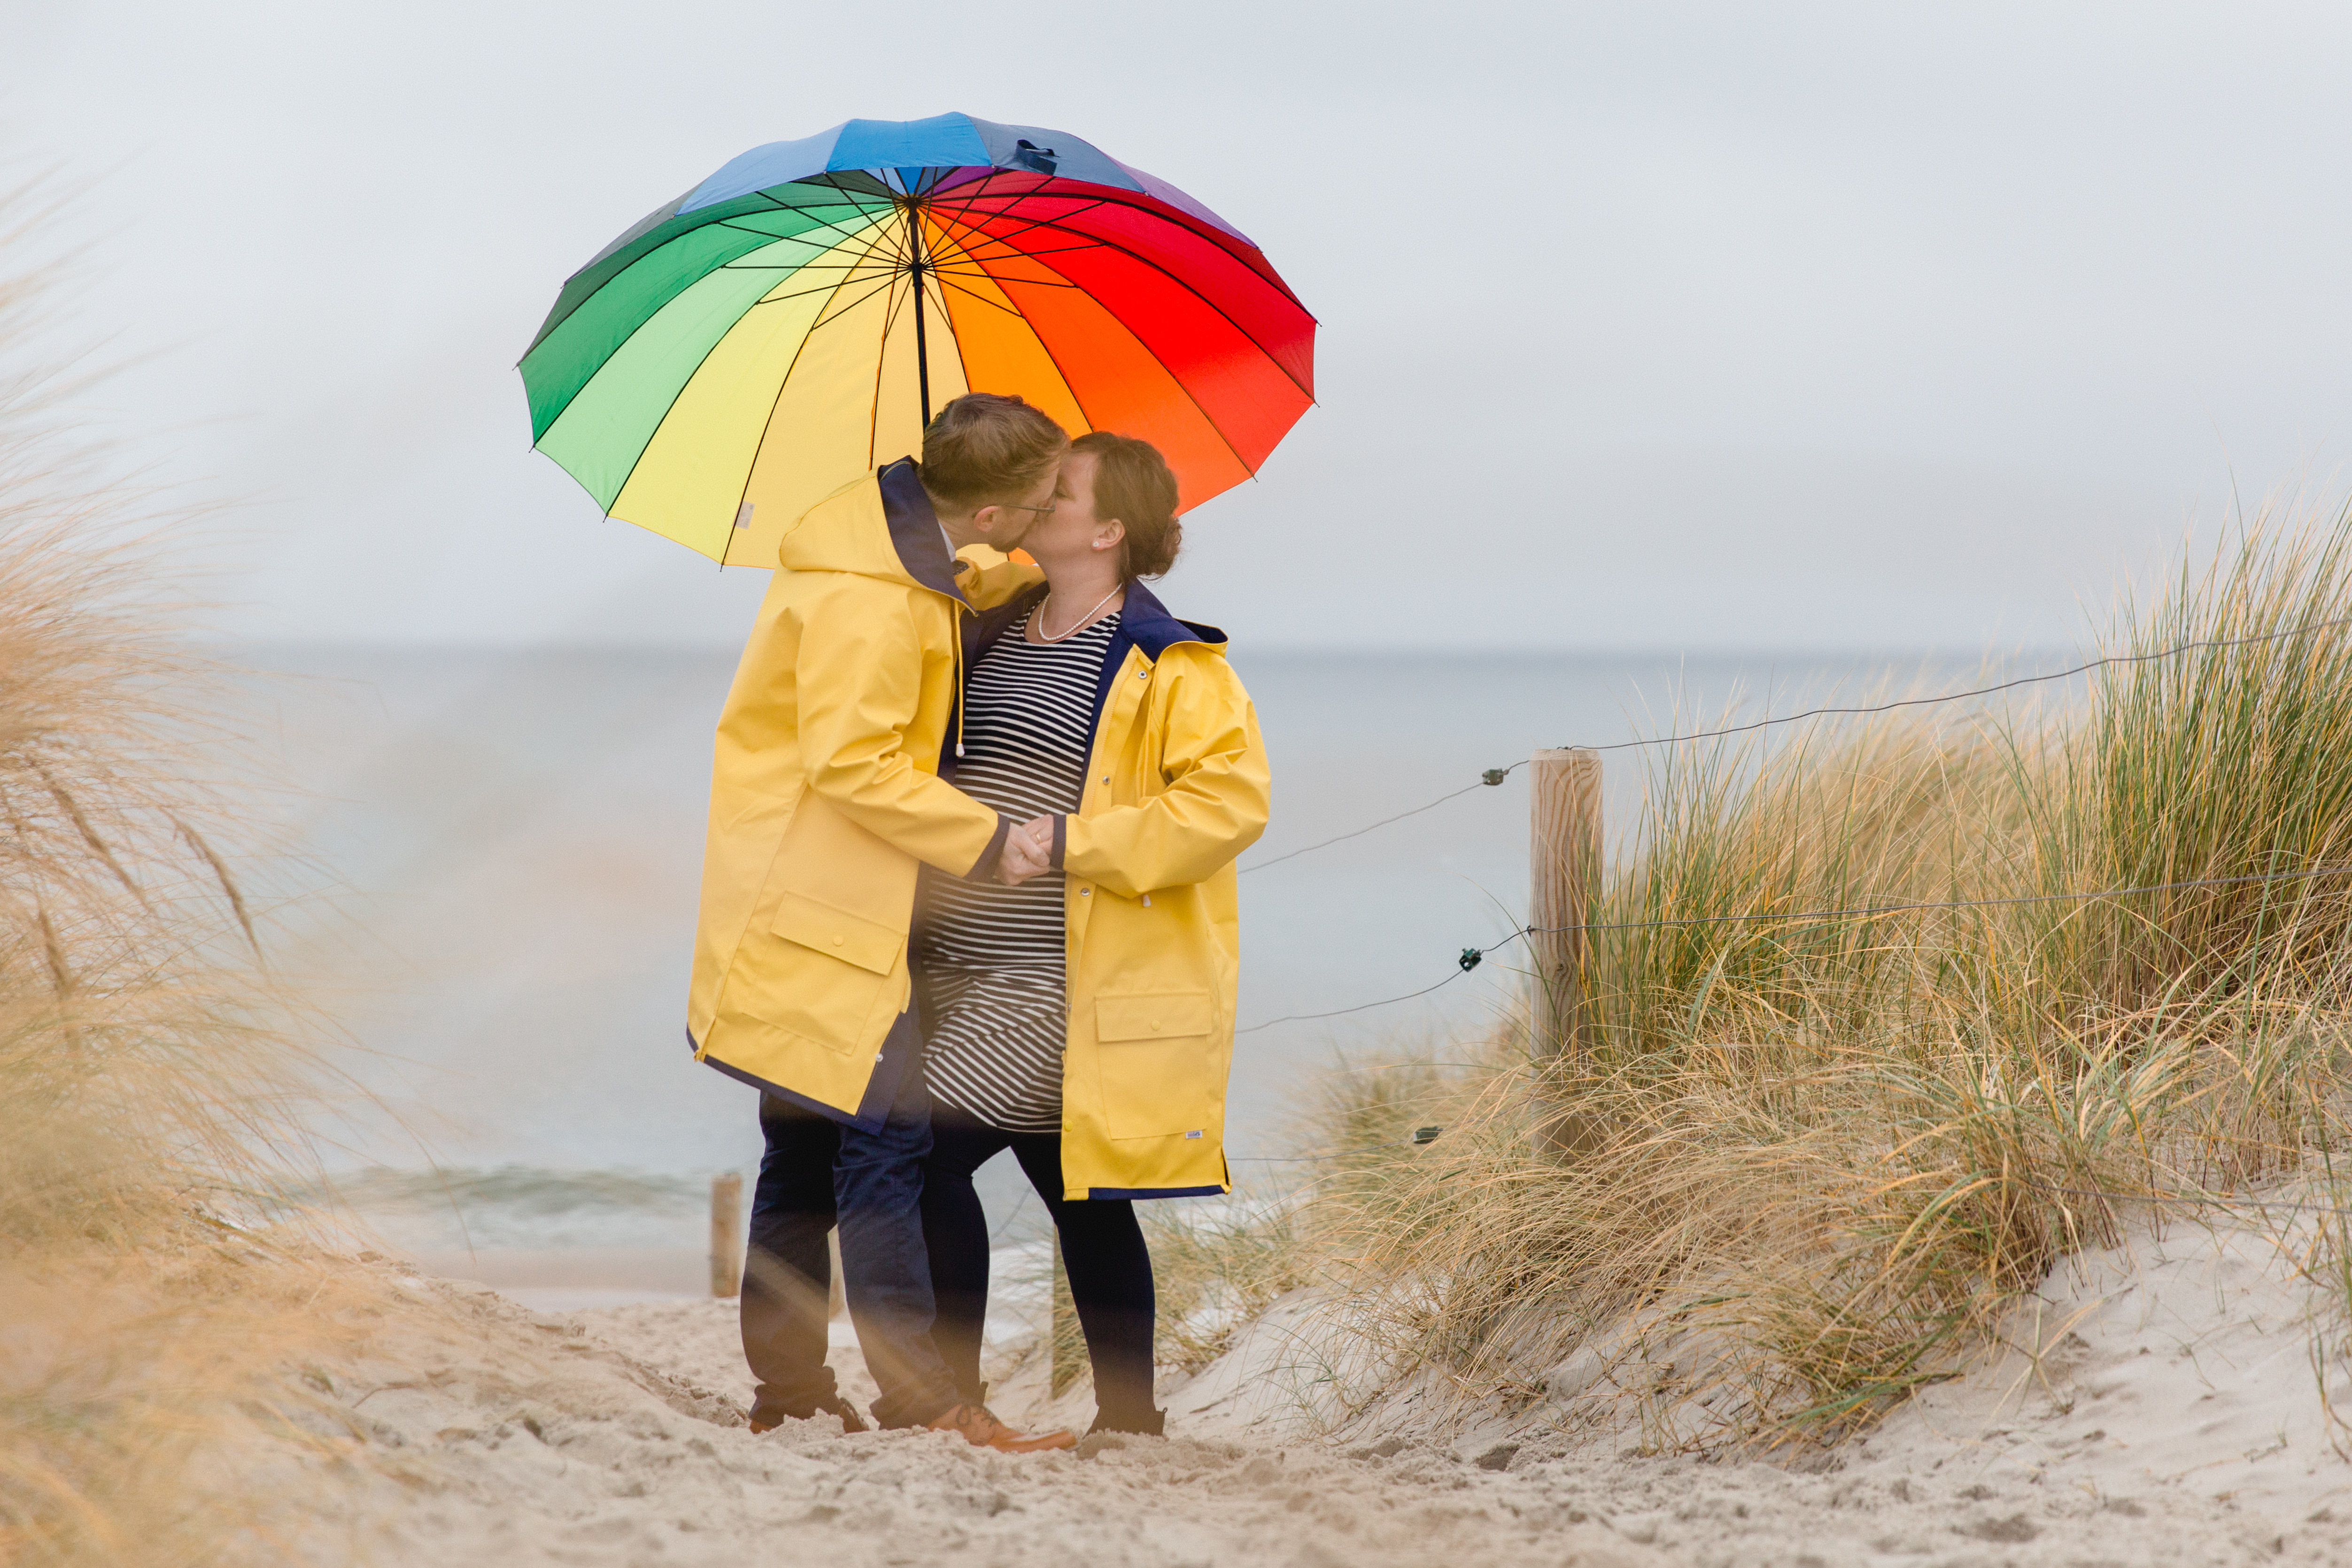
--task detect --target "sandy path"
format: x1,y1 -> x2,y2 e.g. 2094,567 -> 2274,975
295,1215 -> 2352,1567
306,1276 -> 1656,1567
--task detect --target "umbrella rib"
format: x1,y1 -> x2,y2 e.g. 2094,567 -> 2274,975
869,207 -> 915,272
735,208 -> 913,307
935,202 -> 1312,405
921,237 -> 1111,276
759,173 -> 914,261
721,259 -> 912,272
913,174 -> 1125,275
924,262 -> 1085,292
738,265 -> 911,310
922,242 -> 1082,422
719,217 -> 900,562
799,269 -> 910,334
929,233 -> 1107,444
727,267 -> 910,301
926,183 -> 1301,308
528,196 -> 902,436
927,270 -> 1038,320
927,197 -> 1317,416
926,206 -> 1265,479
920,193 -> 1120,270
535,188 -> 889,364
942,241 -> 1112,264
710,201 -> 897,253
938,196 -> 1309,355
870,246 -> 919,467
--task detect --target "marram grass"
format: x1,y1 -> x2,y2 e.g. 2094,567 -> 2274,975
0,206 -> 366,1565
1281,515 -> 2352,1451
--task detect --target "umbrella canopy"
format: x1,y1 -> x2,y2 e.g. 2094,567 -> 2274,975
520,112 -> 1315,566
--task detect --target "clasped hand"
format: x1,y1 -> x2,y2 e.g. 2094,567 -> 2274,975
995,815 -> 1057,885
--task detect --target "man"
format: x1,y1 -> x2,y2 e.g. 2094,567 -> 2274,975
688,393 -> 1070,1450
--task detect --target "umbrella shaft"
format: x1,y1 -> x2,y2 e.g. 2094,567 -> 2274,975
907,201 -> 931,428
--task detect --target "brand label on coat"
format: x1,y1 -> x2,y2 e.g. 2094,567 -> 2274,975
1185,1130 -> 1203,1139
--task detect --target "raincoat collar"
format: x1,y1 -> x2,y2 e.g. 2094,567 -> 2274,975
964,578 -> 1224,746
967,578 -> 1219,666
1091,580 -> 1223,734
1114,579 -> 1223,658
876,456 -> 969,604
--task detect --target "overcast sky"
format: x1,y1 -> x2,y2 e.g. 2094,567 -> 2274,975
9,1 -> 2352,651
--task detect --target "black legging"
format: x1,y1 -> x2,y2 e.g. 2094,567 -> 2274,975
920,1108 -> 1159,1430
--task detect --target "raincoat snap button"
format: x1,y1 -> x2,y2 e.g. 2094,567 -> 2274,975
1151,1021 -> 1161,1032
832,935 -> 843,945
1080,888 -> 1091,896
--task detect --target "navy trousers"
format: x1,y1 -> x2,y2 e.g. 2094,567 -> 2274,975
740,1096 -> 843,1423
740,1022 -> 960,1430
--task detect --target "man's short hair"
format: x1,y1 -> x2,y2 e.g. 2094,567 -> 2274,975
921,394 -> 1068,510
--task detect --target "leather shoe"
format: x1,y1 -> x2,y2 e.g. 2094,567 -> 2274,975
926,1402 -> 1075,1453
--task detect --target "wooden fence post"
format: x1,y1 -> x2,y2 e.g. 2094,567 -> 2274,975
1529,747 -> 1602,1159
710,1173 -> 744,1298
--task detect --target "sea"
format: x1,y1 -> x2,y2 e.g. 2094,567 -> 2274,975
239,645 -> 2061,1289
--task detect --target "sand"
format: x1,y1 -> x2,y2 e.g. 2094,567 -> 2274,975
278,1208 -> 2352,1566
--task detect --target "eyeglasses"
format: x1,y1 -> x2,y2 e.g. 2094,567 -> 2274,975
999,500 -> 1058,518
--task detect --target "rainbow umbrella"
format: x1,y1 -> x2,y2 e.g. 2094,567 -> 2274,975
519,112 -> 1315,566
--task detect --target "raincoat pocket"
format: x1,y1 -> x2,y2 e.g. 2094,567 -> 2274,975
1094,992 -> 1217,1140
729,890 -> 906,1056
771,889 -> 902,974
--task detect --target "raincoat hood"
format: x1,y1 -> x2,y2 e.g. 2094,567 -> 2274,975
778,457 -> 969,600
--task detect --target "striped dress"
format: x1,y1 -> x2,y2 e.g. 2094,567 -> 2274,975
913,608 -> 1120,1131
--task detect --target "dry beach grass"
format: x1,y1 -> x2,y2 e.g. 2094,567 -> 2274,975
0,205 -> 378,1565
1284,516 -> 2352,1454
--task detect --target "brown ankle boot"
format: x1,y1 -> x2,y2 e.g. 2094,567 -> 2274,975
749,1396 -> 868,1436
926,1402 -> 1075,1453
1086,1406 -> 1166,1437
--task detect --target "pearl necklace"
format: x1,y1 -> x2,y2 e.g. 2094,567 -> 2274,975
1035,584 -> 1122,643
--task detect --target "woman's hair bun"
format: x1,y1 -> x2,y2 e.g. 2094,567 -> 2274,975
1072,430 -> 1183,580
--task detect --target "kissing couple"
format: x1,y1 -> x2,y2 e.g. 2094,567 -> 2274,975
685,391 -> 1270,1449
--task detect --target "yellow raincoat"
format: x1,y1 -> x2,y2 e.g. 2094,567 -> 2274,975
688,459 -> 1037,1128
967,581 -> 1271,1199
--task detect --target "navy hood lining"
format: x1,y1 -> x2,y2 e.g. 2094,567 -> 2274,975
876,457 -> 969,603
1091,579 -> 1222,735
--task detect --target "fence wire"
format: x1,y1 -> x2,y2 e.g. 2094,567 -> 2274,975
1236,614 -> 2352,879
1238,862 -> 2352,1035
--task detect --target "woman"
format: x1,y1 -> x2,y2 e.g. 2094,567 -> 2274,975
913,430 -> 1270,1437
